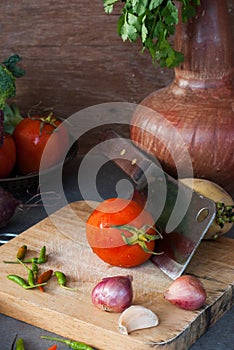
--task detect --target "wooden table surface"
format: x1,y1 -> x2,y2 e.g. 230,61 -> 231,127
0,156 -> 233,350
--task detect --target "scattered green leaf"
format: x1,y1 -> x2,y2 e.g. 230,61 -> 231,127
103,0 -> 200,68
3,102 -> 23,134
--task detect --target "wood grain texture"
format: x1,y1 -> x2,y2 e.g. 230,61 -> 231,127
0,0 -> 173,117
1,0 -> 233,156
0,201 -> 233,350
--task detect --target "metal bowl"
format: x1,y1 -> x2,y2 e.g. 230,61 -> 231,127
0,141 -> 78,195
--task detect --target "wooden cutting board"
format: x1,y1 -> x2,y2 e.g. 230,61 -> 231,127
0,201 -> 233,350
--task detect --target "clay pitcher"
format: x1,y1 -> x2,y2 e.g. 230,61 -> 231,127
130,0 -> 234,196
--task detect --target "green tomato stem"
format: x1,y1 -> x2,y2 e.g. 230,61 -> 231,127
112,224 -> 163,255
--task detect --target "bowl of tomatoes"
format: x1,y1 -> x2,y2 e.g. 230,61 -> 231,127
0,114 -> 78,195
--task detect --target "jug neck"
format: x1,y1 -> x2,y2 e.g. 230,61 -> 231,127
174,0 -> 233,89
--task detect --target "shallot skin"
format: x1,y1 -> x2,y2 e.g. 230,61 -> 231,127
0,186 -> 19,228
91,275 -> 133,313
164,275 -> 207,311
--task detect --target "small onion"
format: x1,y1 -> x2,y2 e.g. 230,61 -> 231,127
91,275 -> 133,313
164,275 -> 207,310
0,187 -> 20,228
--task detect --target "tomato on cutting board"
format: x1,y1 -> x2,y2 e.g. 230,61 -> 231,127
86,198 -> 160,268
13,114 -> 69,175
0,133 -> 16,178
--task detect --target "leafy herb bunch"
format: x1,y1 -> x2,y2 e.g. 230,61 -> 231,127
103,0 -> 200,68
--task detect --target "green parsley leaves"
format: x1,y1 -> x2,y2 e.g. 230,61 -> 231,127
103,0 -> 200,68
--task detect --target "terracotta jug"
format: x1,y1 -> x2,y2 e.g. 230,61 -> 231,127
131,0 -> 234,196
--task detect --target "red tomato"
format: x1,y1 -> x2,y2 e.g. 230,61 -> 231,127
0,133 -> 16,178
86,198 -> 157,268
13,115 -> 69,175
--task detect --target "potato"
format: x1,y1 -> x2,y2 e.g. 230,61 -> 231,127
180,178 -> 234,239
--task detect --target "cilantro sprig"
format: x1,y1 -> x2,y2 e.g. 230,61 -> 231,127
103,0 -> 200,68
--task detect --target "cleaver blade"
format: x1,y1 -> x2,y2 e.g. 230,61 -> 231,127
101,129 -> 216,279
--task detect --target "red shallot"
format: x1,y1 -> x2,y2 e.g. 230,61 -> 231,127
0,186 -> 19,228
91,275 -> 133,313
164,275 -> 206,310
0,187 -> 61,229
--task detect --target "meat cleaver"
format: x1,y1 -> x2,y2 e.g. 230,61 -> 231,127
100,129 -> 216,279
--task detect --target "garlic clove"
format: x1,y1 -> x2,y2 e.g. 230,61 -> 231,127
118,305 -> 159,335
